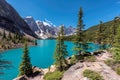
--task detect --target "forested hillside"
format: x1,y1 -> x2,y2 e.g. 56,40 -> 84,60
84,17 -> 120,42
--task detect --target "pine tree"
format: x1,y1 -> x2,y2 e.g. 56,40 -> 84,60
54,26 -> 68,71
2,29 -> 6,39
95,21 -> 107,49
96,21 -> 103,44
110,17 -> 120,46
73,7 -> 86,56
18,42 -> 33,76
107,25 -> 113,47
76,7 -> 84,42
60,25 -> 68,67
112,17 -> 120,61
34,39 -> 37,46
54,32 -> 62,71
0,31 -> 1,36
8,31 -> 12,40
112,25 -> 120,61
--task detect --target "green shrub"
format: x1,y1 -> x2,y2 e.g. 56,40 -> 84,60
115,68 -> 120,75
110,47 -> 120,61
105,59 -> 120,75
104,59 -> 115,66
84,55 -> 96,62
70,55 -> 78,65
70,55 -> 96,65
44,71 -> 64,80
83,69 -> 104,80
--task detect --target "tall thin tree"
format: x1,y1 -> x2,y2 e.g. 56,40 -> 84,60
73,7 -> 85,55
2,29 -> 6,39
110,17 -> 120,46
112,25 -> 120,61
8,31 -> 12,40
18,42 -> 33,76
54,25 -> 68,71
96,21 -> 103,44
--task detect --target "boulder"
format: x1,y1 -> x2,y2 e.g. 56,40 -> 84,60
13,75 -> 29,80
82,77 -> 89,80
74,63 -> 84,70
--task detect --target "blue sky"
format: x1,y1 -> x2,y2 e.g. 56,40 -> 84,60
7,0 -> 120,29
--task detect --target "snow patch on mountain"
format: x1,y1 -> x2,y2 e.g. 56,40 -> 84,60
24,16 -> 76,39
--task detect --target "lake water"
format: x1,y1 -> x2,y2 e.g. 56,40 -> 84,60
0,40 -> 100,80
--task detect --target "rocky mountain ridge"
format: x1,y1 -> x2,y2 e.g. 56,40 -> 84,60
0,0 -> 76,39
24,16 -> 76,39
0,0 -> 38,38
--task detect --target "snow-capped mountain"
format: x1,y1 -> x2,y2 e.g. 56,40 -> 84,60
24,16 -> 39,33
24,16 -> 76,39
42,19 -> 55,27
65,26 -> 76,36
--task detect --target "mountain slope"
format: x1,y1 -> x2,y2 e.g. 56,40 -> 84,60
0,0 -> 37,38
24,16 -> 39,33
84,19 -> 120,42
24,17 -> 76,39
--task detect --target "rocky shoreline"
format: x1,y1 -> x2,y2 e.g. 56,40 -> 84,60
0,42 -> 35,52
14,65 -> 56,80
62,50 -> 120,80
14,50 -> 120,80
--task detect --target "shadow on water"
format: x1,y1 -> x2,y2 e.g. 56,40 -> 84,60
0,53 -> 12,79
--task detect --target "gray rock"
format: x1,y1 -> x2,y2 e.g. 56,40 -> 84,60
0,0 -> 37,38
13,75 -> 29,80
74,63 -> 84,70
82,77 -> 89,80
24,16 -> 39,33
31,20 -> 76,39
86,63 -> 91,67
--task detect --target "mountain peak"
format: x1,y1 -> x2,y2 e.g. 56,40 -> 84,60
43,19 -> 54,27
24,16 -> 76,39
26,16 -> 33,19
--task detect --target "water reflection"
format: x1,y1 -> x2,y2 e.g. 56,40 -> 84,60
0,53 -> 11,75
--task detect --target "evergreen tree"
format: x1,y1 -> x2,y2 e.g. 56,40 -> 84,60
110,17 -> 120,46
96,21 -> 103,44
54,26 -> 68,71
14,32 -> 19,40
95,21 -> 107,49
110,17 -> 120,62
112,25 -> 120,61
76,7 -> 84,42
18,42 -> 33,76
112,17 -> 120,61
8,31 -> 12,40
34,39 -> 37,46
0,31 -> 1,36
73,7 -> 86,56
2,29 -> 6,39
60,25 -> 68,67
107,25 -> 113,47
54,32 -> 62,71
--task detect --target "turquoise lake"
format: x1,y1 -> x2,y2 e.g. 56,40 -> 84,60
0,40 -> 100,80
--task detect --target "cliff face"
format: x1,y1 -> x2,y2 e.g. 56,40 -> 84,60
24,17 -> 76,39
0,0 -> 75,39
0,0 -> 37,38
24,16 -> 39,33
